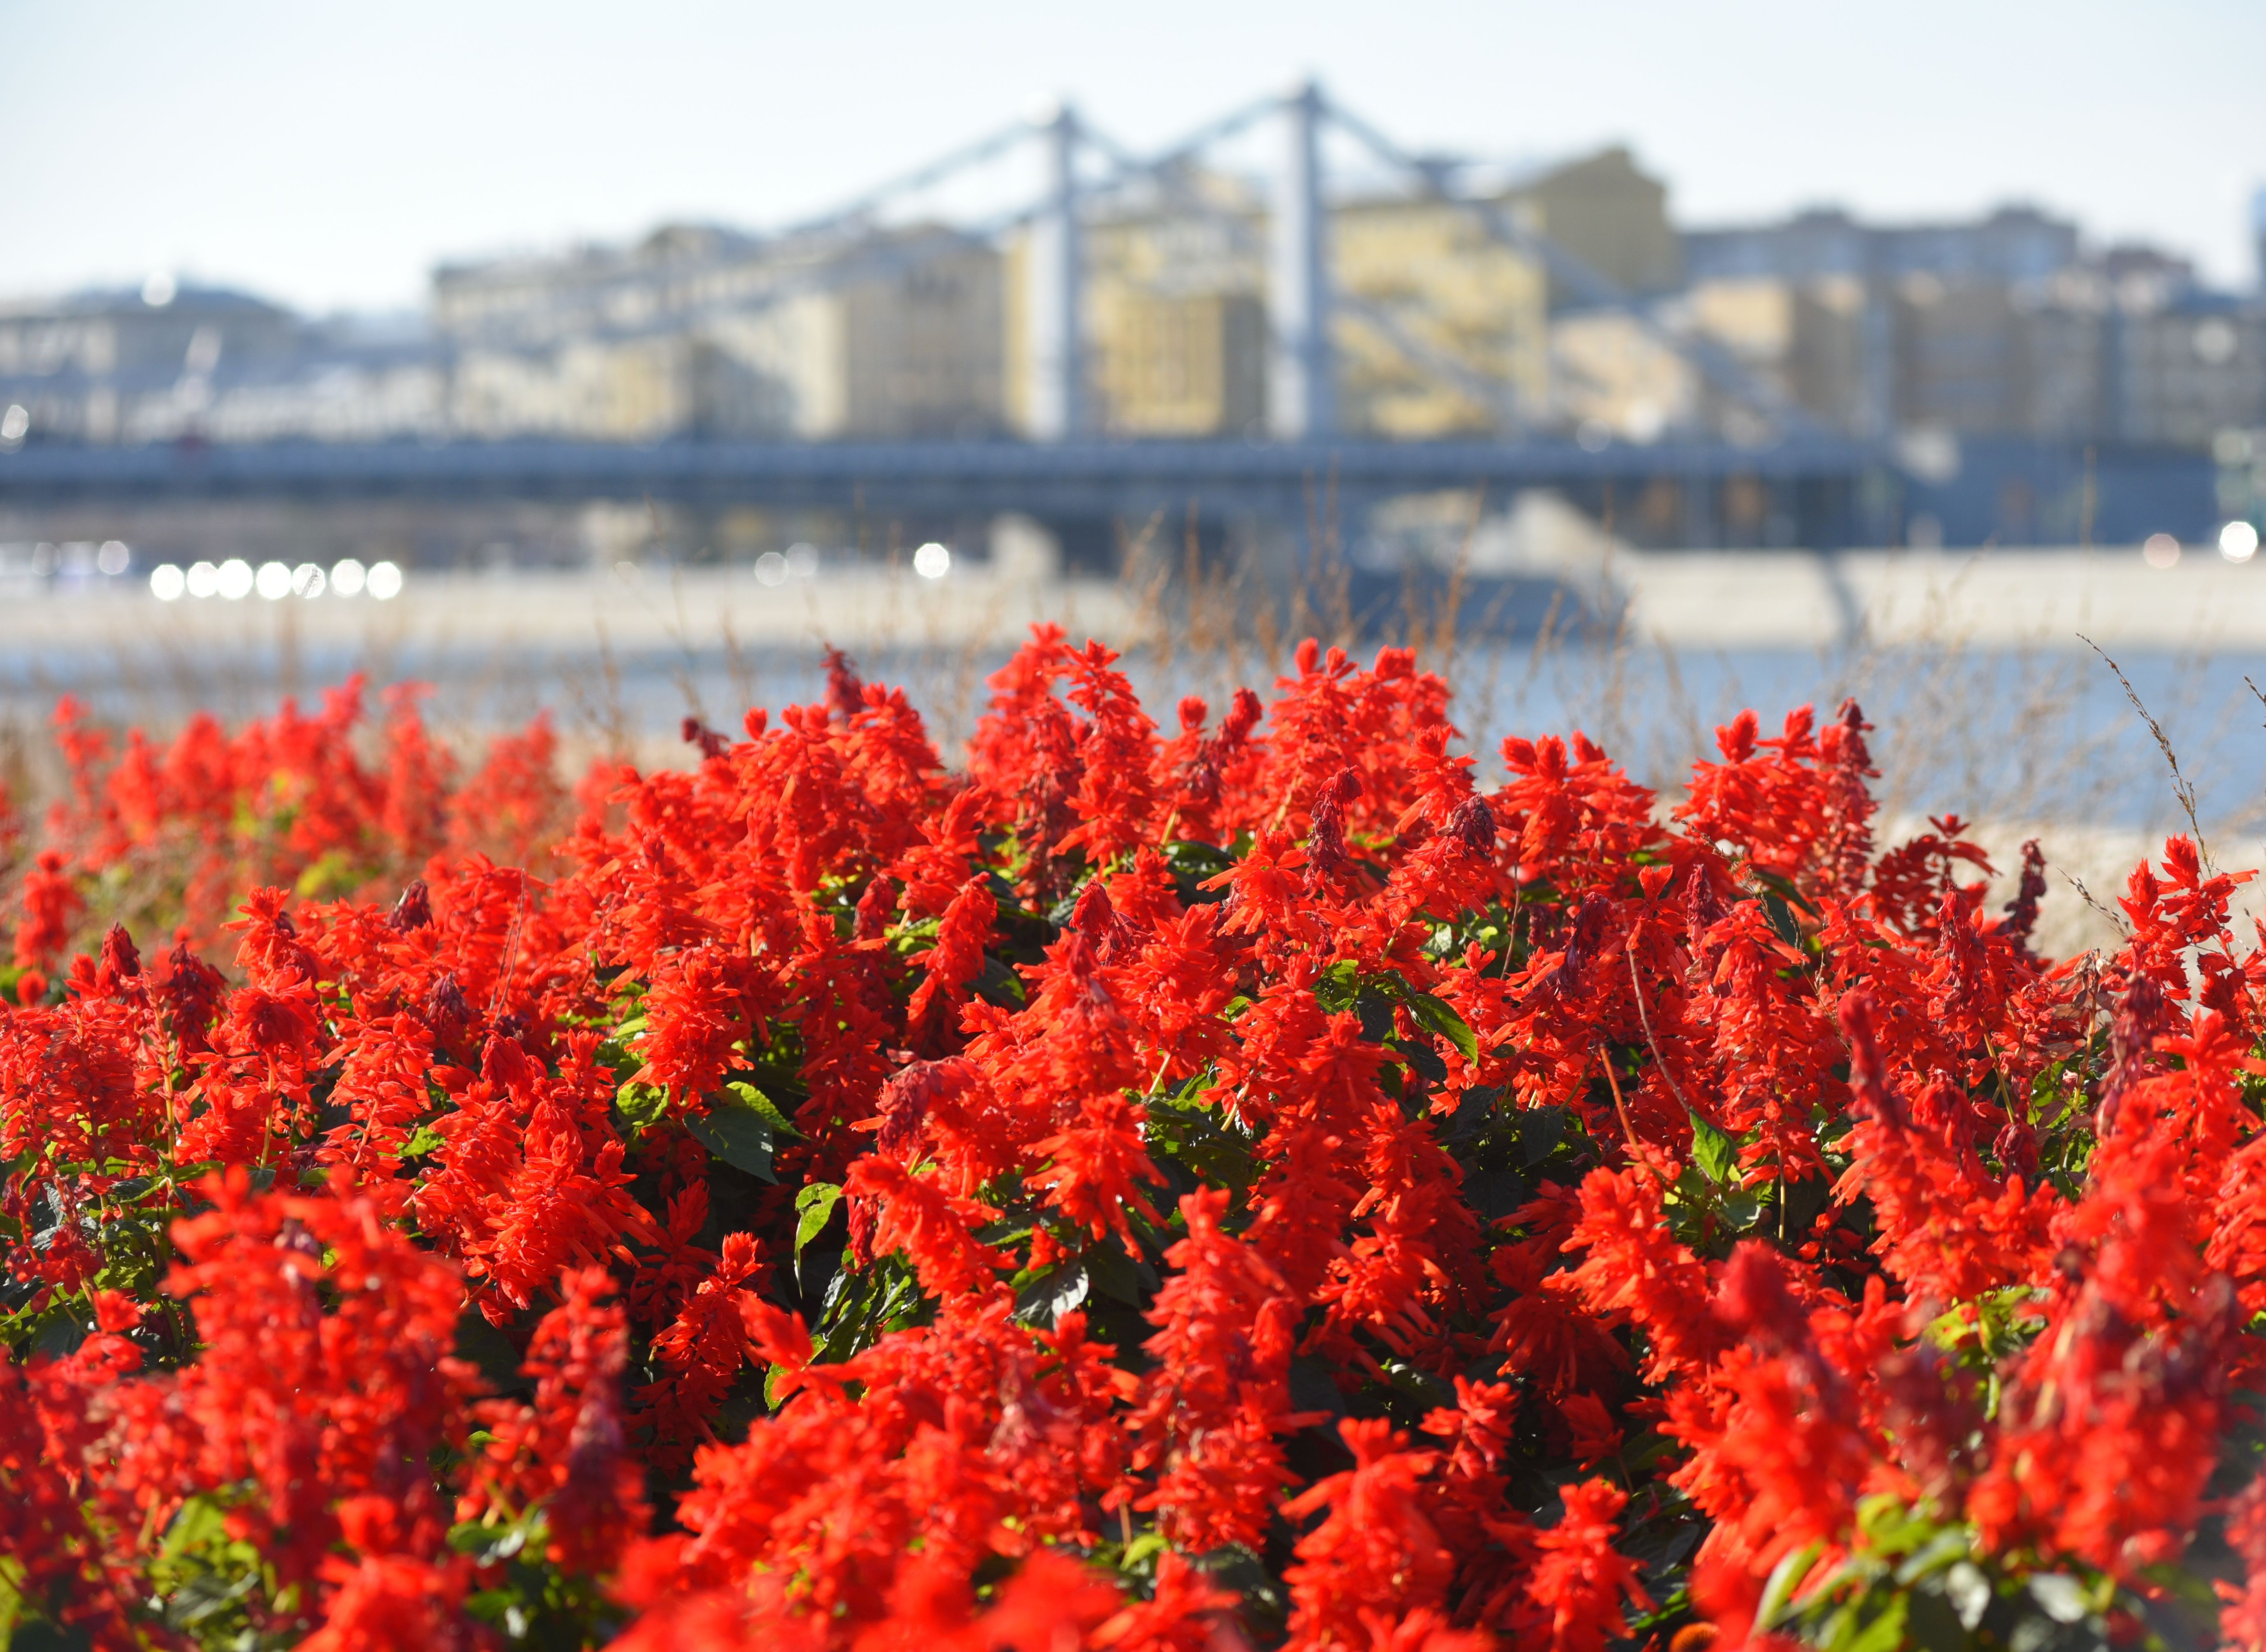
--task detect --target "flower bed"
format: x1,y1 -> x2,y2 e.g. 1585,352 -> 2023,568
4,628 -> 2262,1651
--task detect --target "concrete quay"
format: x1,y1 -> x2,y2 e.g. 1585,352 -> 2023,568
0,542 -> 2259,668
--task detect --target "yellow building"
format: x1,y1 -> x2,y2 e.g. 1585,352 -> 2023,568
999,145 -> 1676,441
1331,195 -> 1550,437
1331,145 -> 1680,436
1687,275 -> 1868,430
1550,311 -> 1695,441
1547,273 -> 1875,444
1097,289 -> 1267,435
1513,146 -> 1683,304
435,223 -> 1003,441
1008,183 -> 1269,439
1018,186 -> 1548,440
451,336 -> 702,441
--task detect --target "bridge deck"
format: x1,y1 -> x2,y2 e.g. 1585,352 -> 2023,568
0,436 -> 1880,514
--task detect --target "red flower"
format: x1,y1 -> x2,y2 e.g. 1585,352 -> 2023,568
1513,1479 -> 1650,1652
7,645 -> 2263,1651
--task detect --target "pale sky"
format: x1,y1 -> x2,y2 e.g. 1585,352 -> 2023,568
3,0 -> 2261,315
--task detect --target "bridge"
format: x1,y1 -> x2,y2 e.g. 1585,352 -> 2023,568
0,80 -> 1895,558
0,433 -> 1879,546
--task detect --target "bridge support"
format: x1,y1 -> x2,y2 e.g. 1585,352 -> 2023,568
1269,79 -> 1335,440
1024,103 -> 1085,441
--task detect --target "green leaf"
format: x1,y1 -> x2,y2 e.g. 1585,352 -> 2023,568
1943,1562 -> 1992,1630
1839,1592 -> 1910,1652
1519,1106 -> 1567,1167
1903,1583 -> 1970,1652
1688,1109 -> 1737,1185
400,1123 -> 447,1159
1893,1527 -> 1974,1585
159,1494 -> 230,1559
1148,1102 -> 1255,1189
1756,1541 -> 1823,1631
794,1183 -> 844,1257
687,1091 -> 779,1182
454,1310 -> 531,1394
723,1080 -> 799,1138
972,954 -> 1026,1009
162,1566 -> 261,1630
2025,1573 -> 2090,1625
1439,1086 -> 1497,1146
1084,1240 -> 1157,1306
1014,1260 -> 1091,1327
1314,958 -> 1360,1014
1720,1188 -> 1764,1228
446,1513 -> 533,1565
1464,1167 -> 1529,1223
1121,1531 -> 1170,1569
1407,991 -> 1479,1063
1163,838 -> 1238,909
1382,1357 -> 1455,1409
614,1080 -> 669,1131
1746,865 -> 1820,916
1156,1068 -> 1218,1109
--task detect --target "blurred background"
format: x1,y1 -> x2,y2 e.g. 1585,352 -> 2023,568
4,0 -> 2265,945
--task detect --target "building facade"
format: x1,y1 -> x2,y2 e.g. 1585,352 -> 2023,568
433,223 -> 1005,442
1673,205 -> 2266,450
1012,145 -> 1669,441
0,282 -> 302,444
11,150 -> 2254,473
1060,181 -> 1269,438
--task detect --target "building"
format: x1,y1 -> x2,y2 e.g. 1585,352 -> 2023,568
1330,193 -> 1551,437
1673,204 -> 2266,452
0,280 -> 301,443
433,222 -> 1006,441
1018,144 -> 1671,441
1511,145 -> 1683,303
1548,309 -> 1697,441
26,137 -> 2248,478
2253,186 -> 2266,292
1683,204 -> 2080,288
1325,146 -> 1673,436
1051,175 -> 1269,438
0,130 -> 1683,451
2110,293 -> 2266,446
